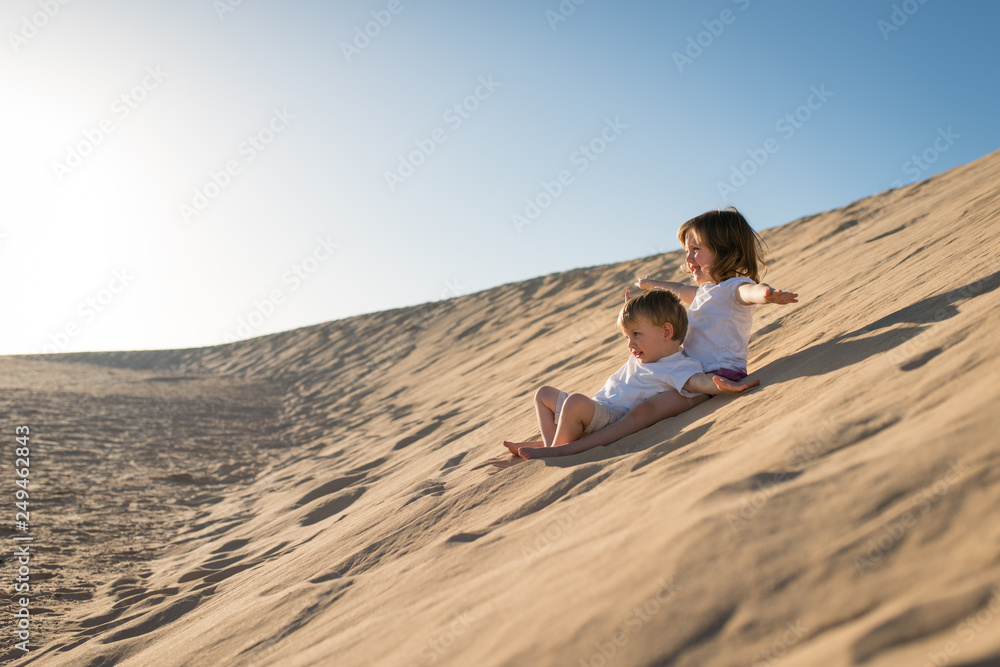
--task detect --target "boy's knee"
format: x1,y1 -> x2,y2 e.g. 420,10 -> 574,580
535,385 -> 557,402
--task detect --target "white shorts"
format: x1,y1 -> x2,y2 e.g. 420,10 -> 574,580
554,391 -> 629,435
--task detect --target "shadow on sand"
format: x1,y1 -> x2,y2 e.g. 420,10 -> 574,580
758,270 -> 1000,384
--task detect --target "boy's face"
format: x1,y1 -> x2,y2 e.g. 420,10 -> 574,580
683,230 -> 717,284
620,318 -> 680,364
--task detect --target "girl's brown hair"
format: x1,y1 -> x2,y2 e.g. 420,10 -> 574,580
676,207 -> 767,283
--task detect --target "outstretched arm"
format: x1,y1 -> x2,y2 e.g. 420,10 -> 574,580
635,276 -> 698,305
520,390 -> 709,459
682,373 -> 760,396
737,283 -> 799,306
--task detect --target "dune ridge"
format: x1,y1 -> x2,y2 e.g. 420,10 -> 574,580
4,148 -> 1000,666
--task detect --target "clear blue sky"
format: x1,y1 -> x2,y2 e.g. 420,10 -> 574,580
2,0 -> 998,354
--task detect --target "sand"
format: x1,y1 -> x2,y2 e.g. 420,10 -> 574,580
3,148 -> 1000,666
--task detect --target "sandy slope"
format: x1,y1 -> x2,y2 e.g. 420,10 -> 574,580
3,148 -> 1000,666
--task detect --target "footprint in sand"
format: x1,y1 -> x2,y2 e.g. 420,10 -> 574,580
402,481 -> 446,508
299,488 -> 367,526
445,532 -> 487,543
440,451 -> 467,471
294,475 -> 366,508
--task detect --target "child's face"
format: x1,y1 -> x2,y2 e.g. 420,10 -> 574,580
683,231 -> 717,284
620,318 -> 679,364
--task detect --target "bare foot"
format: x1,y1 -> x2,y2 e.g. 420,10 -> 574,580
503,440 -> 543,457
712,375 -> 760,394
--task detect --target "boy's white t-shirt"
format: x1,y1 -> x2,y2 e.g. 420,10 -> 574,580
684,276 -> 756,374
593,350 -> 703,410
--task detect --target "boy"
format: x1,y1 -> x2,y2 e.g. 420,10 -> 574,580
503,290 -> 757,460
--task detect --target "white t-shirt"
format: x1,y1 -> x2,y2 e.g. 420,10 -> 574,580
683,276 -> 756,374
593,350 -> 703,410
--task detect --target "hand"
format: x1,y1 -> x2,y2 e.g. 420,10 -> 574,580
763,286 -> 798,304
712,375 -> 760,394
634,274 -> 655,291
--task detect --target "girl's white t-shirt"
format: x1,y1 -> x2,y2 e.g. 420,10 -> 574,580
684,277 -> 756,373
593,350 -> 703,410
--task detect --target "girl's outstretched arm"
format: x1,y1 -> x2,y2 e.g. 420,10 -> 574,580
635,276 -> 698,305
737,283 -> 799,306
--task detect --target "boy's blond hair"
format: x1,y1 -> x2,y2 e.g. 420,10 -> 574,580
618,289 -> 688,342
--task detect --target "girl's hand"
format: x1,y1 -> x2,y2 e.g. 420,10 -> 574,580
635,275 -> 655,290
713,375 -> 761,394
763,287 -> 799,304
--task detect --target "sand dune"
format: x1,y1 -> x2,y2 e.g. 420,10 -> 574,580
4,148 -> 1000,666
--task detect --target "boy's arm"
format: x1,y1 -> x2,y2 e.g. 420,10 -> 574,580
736,282 -> 799,306
522,390 -> 706,459
682,373 -> 760,395
635,276 -> 698,305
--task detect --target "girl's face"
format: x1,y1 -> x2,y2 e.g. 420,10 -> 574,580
683,231 -> 717,284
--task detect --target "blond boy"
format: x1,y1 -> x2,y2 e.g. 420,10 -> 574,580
504,290 -> 756,459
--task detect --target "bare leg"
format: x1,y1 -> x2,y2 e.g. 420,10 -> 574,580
506,392 -> 596,456
534,385 -> 561,446
552,393 -> 596,446
502,386 -> 562,457
522,390 -> 709,459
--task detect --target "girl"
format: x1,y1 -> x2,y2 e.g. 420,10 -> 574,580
510,207 -> 798,459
